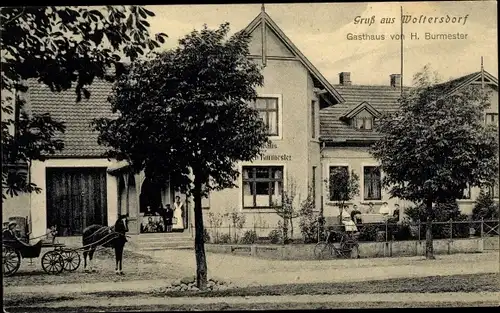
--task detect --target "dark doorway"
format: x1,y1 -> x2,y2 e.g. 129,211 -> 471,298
139,178 -> 163,214
46,167 -> 108,236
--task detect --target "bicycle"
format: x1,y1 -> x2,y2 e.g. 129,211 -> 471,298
314,229 -> 360,259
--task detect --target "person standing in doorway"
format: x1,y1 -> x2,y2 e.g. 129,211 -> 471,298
173,196 -> 185,230
165,204 -> 174,232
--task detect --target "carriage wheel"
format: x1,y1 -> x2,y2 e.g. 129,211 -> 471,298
41,251 -> 64,274
3,246 -> 21,277
350,244 -> 360,259
313,242 -> 331,259
340,241 -> 358,259
60,250 -> 81,272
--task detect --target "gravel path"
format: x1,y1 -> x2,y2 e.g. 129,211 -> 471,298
4,250 -> 498,297
144,250 -> 500,287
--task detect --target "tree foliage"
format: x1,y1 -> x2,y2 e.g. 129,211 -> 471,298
325,167 -> 360,209
274,177 -> 301,243
371,65 -> 498,203
93,23 -> 267,289
370,65 -> 499,258
1,5 -> 166,200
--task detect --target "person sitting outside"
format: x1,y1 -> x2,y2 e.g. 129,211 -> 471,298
338,205 -> 351,223
3,221 -> 37,248
391,204 -> 401,222
366,202 -> 375,213
379,202 -> 391,216
340,207 -> 359,238
350,204 -> 362,224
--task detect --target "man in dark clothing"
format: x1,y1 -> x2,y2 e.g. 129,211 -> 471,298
350,204 -> 362,224
164,204 -> 174,232
3,221 -> 35,249
2,221 -> 18,242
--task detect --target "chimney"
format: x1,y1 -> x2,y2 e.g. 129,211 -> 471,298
339,72 -> 352,86
390,74 -> 401,88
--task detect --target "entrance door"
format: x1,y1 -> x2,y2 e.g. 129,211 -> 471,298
46,167 -> 108,236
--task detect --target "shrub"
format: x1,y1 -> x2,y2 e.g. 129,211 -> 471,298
358,224 -> 381,242
393,223 -> 413,241
217,233 -> 232,244
473,189 -> 499,220
268,229 -> 282,244
240,230 -> 257,244
229,210 -> 246,243
405,199 -> 470,239
203,228 -> 211,243
298,191 -> 319,243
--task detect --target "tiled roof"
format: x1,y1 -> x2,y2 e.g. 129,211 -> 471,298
426,72 -> 480,96
320,84 -> 409,143
28,79 -> 117,157
320,70 -> 497,144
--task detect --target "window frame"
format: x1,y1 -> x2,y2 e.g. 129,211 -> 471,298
311,100 -> 317,139
488,180 -> 499,199
459,184 -> 472,200
485,113 -> 498,125
354,116 -> 374,131
251,96 -> 281,139
363,166 -> 382,201
242,165 -> 284,209
328,165 -> 350,202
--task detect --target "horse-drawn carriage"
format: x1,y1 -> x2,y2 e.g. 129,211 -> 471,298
2,238 -> 81,277
3,214 -> 130,277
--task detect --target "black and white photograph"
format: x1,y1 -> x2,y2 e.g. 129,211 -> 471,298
1,1 -> 499,311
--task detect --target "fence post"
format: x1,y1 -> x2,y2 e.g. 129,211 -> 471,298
228,224 -> 231,242
385,219 -> 388,242
481,218 -> 484,237
418,221 -> 421,241
449,219 -> 453,241
317,216 -> 320,242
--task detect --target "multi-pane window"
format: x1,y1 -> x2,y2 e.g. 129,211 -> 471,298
243,166 -> 283,208
363,166 -> 382,200
251,97 -> 279,136
328,166 -> 349,201
311,100 -> 316,138
355,117 -> 373,130
485,113 -> 498,125
459,184 -> 471,200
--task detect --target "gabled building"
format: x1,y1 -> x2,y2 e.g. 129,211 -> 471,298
5,7 -> 344,239
320,71 -> 499,217
3,7 -> 498,241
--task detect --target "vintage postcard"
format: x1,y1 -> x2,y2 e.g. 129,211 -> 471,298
2,1 -> 498,311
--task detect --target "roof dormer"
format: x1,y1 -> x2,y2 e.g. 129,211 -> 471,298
340,101 -> 381,131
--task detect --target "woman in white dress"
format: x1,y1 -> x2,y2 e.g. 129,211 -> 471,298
173,196 -> 185,230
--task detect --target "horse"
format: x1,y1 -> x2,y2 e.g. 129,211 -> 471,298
82,214 -> 129,274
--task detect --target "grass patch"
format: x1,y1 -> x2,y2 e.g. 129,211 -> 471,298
6,301 -> 499,312
6,272 -> 498,307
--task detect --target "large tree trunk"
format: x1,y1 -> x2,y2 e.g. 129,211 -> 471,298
193,170 -> 208,289
425,199 -> 435,260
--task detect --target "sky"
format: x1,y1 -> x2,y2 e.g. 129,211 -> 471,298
144,1 -> 497,86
